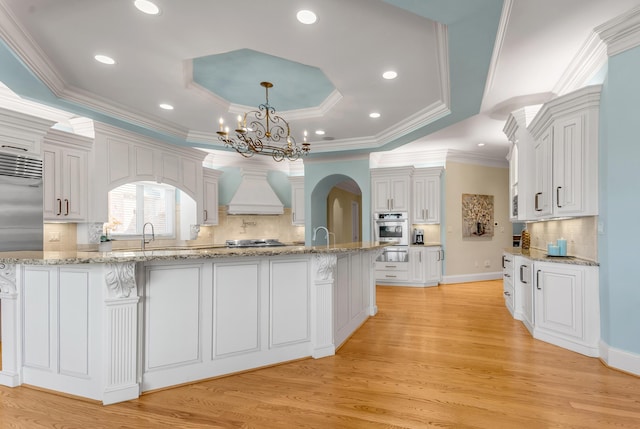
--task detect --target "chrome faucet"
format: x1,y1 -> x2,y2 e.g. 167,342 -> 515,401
312,226 -> 334,248
142,222 -> 155,249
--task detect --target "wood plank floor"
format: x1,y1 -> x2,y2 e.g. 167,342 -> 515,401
1,280 -> 639,428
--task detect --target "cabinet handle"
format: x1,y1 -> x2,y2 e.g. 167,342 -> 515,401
419,252 -> 422,263
64,199 -> 69,216
536,270 -> 542,290
504,273 -> 511,278
204,209 -> 208,221
502,255 -> 505,268
292,211 -> 295,222
520,265 -> 527,283
385,265 -> 397,268
556,186 -> 562,208
56,198 -> 62,216
1,144 -> 27,152
504,291 -> 511,297
535,192 -> 542,211
385,275 -> 397,278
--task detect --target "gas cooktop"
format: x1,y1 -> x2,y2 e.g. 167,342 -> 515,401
225,239 -> 286,248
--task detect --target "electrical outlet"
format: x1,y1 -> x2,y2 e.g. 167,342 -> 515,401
49,232 -> 60,242
484,260 -> 490,268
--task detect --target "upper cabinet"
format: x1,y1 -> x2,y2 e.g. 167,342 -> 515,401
202,168 -> 222,225
503,107 -> 539,222
289,176 -> 305,226
43,130 -> 93,221
0,108 -> 54,158
412,167 -> 441,224
371,167 -> 413,213
528,85 -> 601,219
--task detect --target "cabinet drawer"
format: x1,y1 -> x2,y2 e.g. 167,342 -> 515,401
375,262 -> 408,272
376,270 -> 410,281
0,139 -> 41,157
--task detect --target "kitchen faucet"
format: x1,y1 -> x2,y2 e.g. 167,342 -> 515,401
142,222 -> 155,249
312,226 -> 334,248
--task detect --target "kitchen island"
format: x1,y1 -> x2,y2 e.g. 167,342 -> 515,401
0,242 -> 385,404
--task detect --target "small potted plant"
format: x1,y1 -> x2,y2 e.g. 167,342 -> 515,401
99,218 -> 121,252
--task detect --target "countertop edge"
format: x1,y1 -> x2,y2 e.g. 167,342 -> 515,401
503,247 -> 599,267
0,242 -> 390,265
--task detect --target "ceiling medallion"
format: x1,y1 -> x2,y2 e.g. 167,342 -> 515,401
217,81 -> 310,162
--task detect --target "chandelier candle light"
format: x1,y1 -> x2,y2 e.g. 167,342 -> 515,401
217,81 -> 310,162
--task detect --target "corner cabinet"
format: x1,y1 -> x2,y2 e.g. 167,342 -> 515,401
528,85 -> 600,219
202,168 -> 222,225
371,167 -> 413,213
412,168 -> 441,224
289,176 -> 305,226
43,130 -> 93,221
533,261 -> 600,357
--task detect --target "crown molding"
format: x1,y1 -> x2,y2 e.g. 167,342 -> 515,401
553,32 -> 608,96
483,0 -> 514,96
595,5 -> 640,57
445,149 -> 508,168
369,149 -> 448,168
0,0 -> 66,96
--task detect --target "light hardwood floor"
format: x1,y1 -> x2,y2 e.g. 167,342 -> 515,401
1,280 -> 639,428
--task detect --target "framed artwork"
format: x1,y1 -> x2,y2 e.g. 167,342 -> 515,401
462,193 -> 494,237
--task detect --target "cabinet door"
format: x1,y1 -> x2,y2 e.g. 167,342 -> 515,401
291,180 -> 305,226
61,149 -> 87,220
553,115 -> 584,215
534,263 -> 584,340
518,261 -> 533,329
425,247 -> 442,284
371,177 -> 392,212
43,147 -> 62,220
202,176 -> 219,225
389,176 -> 409,211
409,248 -> 425,284
533,128 -> 553,218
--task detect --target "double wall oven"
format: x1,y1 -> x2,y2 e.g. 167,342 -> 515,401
374,212 -> 409,262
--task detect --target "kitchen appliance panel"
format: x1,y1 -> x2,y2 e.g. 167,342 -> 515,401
0,153 -> 44,251
374,212 -> 409,246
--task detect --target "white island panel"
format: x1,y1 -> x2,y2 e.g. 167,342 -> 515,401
22,267 -> 51,369
270,259 -> 309,347
214,261 -> 260,356
59,269 -> 90,377
145,264 -> 202,370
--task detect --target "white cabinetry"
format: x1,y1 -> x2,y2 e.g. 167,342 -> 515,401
502,252 -> 515,316
425,246 -> 443,285
202,168 -> 222,225
533,261 -> 600,357
528,85 -> 600,219
412,168 -> 441,224
409,247 -> 426,284
371,167 -> 412,212
289,176 -> 305,226
43,130 -> 92,221
503,107 -> 539,221
0,107 -> 54,157
515,256 -> 533,334
375,259 -> 409,282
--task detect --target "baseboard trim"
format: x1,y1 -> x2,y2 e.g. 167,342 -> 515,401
441,272 -> 502,284
599,340 -> 640,377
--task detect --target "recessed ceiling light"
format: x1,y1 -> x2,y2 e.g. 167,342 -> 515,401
315,130 -> 325,135
382,71 -> 398,80
134,0 -> 160,15
477,143 -> 486,147
159,103 -> 174,110
297,10 -> 317,24
369,112 -> 381,118
94,54 -> 116,65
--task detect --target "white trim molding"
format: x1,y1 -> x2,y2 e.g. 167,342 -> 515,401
599,340 -> 640,377
595,5 -> 640,57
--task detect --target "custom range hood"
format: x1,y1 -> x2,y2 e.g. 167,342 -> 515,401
227,168 -> 284,215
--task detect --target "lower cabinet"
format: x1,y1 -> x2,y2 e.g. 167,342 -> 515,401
377,246 -> 441,287
533,261 -> 600,357
502,253 -> 600,358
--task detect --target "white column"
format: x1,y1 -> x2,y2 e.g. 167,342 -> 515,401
0,263 -> 21,386
370,250 -> 382,316
310,254 -> 337,358
103,262 -> 140,404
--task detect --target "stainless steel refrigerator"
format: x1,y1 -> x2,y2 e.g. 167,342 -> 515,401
0,152 -> 43,251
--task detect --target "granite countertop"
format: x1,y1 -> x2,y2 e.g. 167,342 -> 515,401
410,242 -> 442,247
0,242 -> 390,266
504,247 -> 599,267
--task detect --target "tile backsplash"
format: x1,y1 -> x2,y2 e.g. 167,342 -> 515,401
527,216 -> 597,261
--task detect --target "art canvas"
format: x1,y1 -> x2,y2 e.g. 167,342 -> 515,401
462,194 -> 494,237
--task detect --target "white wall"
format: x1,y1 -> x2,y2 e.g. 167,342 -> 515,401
443,162 -> 511,283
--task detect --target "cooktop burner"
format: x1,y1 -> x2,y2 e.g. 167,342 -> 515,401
225,239 -> 286,248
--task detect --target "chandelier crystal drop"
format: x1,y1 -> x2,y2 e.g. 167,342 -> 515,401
216,81 -> 310,162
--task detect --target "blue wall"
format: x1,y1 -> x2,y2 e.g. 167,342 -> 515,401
599,46 -> 640,354
303,158 -> 371,245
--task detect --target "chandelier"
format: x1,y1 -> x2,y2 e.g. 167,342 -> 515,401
217,81 -> 310,162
